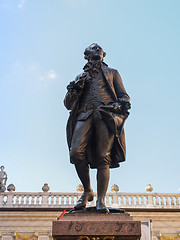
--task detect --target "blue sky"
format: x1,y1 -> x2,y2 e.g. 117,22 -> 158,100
0,0 -> 180,193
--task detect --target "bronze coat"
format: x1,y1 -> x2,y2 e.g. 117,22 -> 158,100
64,65 -> 130,168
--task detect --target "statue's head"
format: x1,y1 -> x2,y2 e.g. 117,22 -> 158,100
0,166 -> 4,171
84,43 -> 106,62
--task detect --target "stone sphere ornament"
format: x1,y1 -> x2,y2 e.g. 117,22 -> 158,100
76,184 -> 84,192
7,184 -> 15,192
111,184 -> 119,193
145,184 -> 153,192
42,183 -> 50,192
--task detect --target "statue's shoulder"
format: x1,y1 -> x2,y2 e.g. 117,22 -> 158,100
102,65 -> 118,74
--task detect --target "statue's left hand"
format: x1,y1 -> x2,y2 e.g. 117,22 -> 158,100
112,102 -> 122,113
112,101 -> 131,114
123,102 -> 131,111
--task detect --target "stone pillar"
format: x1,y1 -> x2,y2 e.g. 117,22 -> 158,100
6,194 -> 13,207
42,193 -> 49,207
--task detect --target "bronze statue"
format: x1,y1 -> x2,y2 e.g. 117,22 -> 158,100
0,166 -> 7,192
64,43 -> 130,213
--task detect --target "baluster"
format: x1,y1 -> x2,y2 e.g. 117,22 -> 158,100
178,197 -> 180,206
122,196 -> 126,206
49,195 -> 53,206
155,196 -> 159,205
36,195 -> 40,205
69,195 -> 72,206
126,196 -> 129,206
140,196 -> 143,206
170,196 -> 174,205
16,195 -> 19,206
64,196 -> 67,205
23,195 -> 27,205
32,195 -> 35,205
141,196 -> 144,206
133,196 -> 137,206
160,196 -> 164,206
174,196 -> 178,206
18,195 -> 22,206
74,196 -> 78,205
129,195 -> 133,206
71,196 -> 74,205
55,196 -> 59,206
66,196 -> 69,205
132,196 -> 136,207
165,196 -> 169,206
141,196 -> 145,207
145,196 -> 148,206
120,196 -> 124,206
13,195 -> 17,206
136,196 -> 140,206
128,195 -> 132,207
61,196 -> 65,205
19,195 -> 23,206
52,195 -> 56,206
25,195 -> 29,206
22,195 -> 26,205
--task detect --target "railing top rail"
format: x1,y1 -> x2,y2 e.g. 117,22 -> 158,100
0,192 -> 81,196
0,192 -> 180,196
116,192 -> 180,196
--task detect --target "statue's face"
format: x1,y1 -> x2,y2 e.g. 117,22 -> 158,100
88,44 -> 104,61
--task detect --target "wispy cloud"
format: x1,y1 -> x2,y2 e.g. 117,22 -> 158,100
39,69 -> 58,88
18,0 -> 26,9
29,64 -> 58,89
47,70 -> 57,80
6,62 -> 59,91
1,0 -> 27,9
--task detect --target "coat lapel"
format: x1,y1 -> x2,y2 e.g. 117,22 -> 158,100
101,66 -> 117,101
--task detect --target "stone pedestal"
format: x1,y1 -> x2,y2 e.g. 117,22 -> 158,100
52,211 -> 141,240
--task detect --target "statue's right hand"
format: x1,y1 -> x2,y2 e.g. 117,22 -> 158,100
74,73 -> 88,92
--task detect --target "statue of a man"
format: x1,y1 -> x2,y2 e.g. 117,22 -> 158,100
64,43 -> 130,213
0,166 -> 7,192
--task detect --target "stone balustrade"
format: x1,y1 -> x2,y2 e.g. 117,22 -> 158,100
0,192 -> 179,209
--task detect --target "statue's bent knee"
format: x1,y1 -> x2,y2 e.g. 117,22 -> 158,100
70,148 -> 86,163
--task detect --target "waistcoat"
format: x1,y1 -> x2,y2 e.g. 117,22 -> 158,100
79,70 -> 113,110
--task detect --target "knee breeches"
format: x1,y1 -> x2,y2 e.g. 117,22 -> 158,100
70,113 -> 114,167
